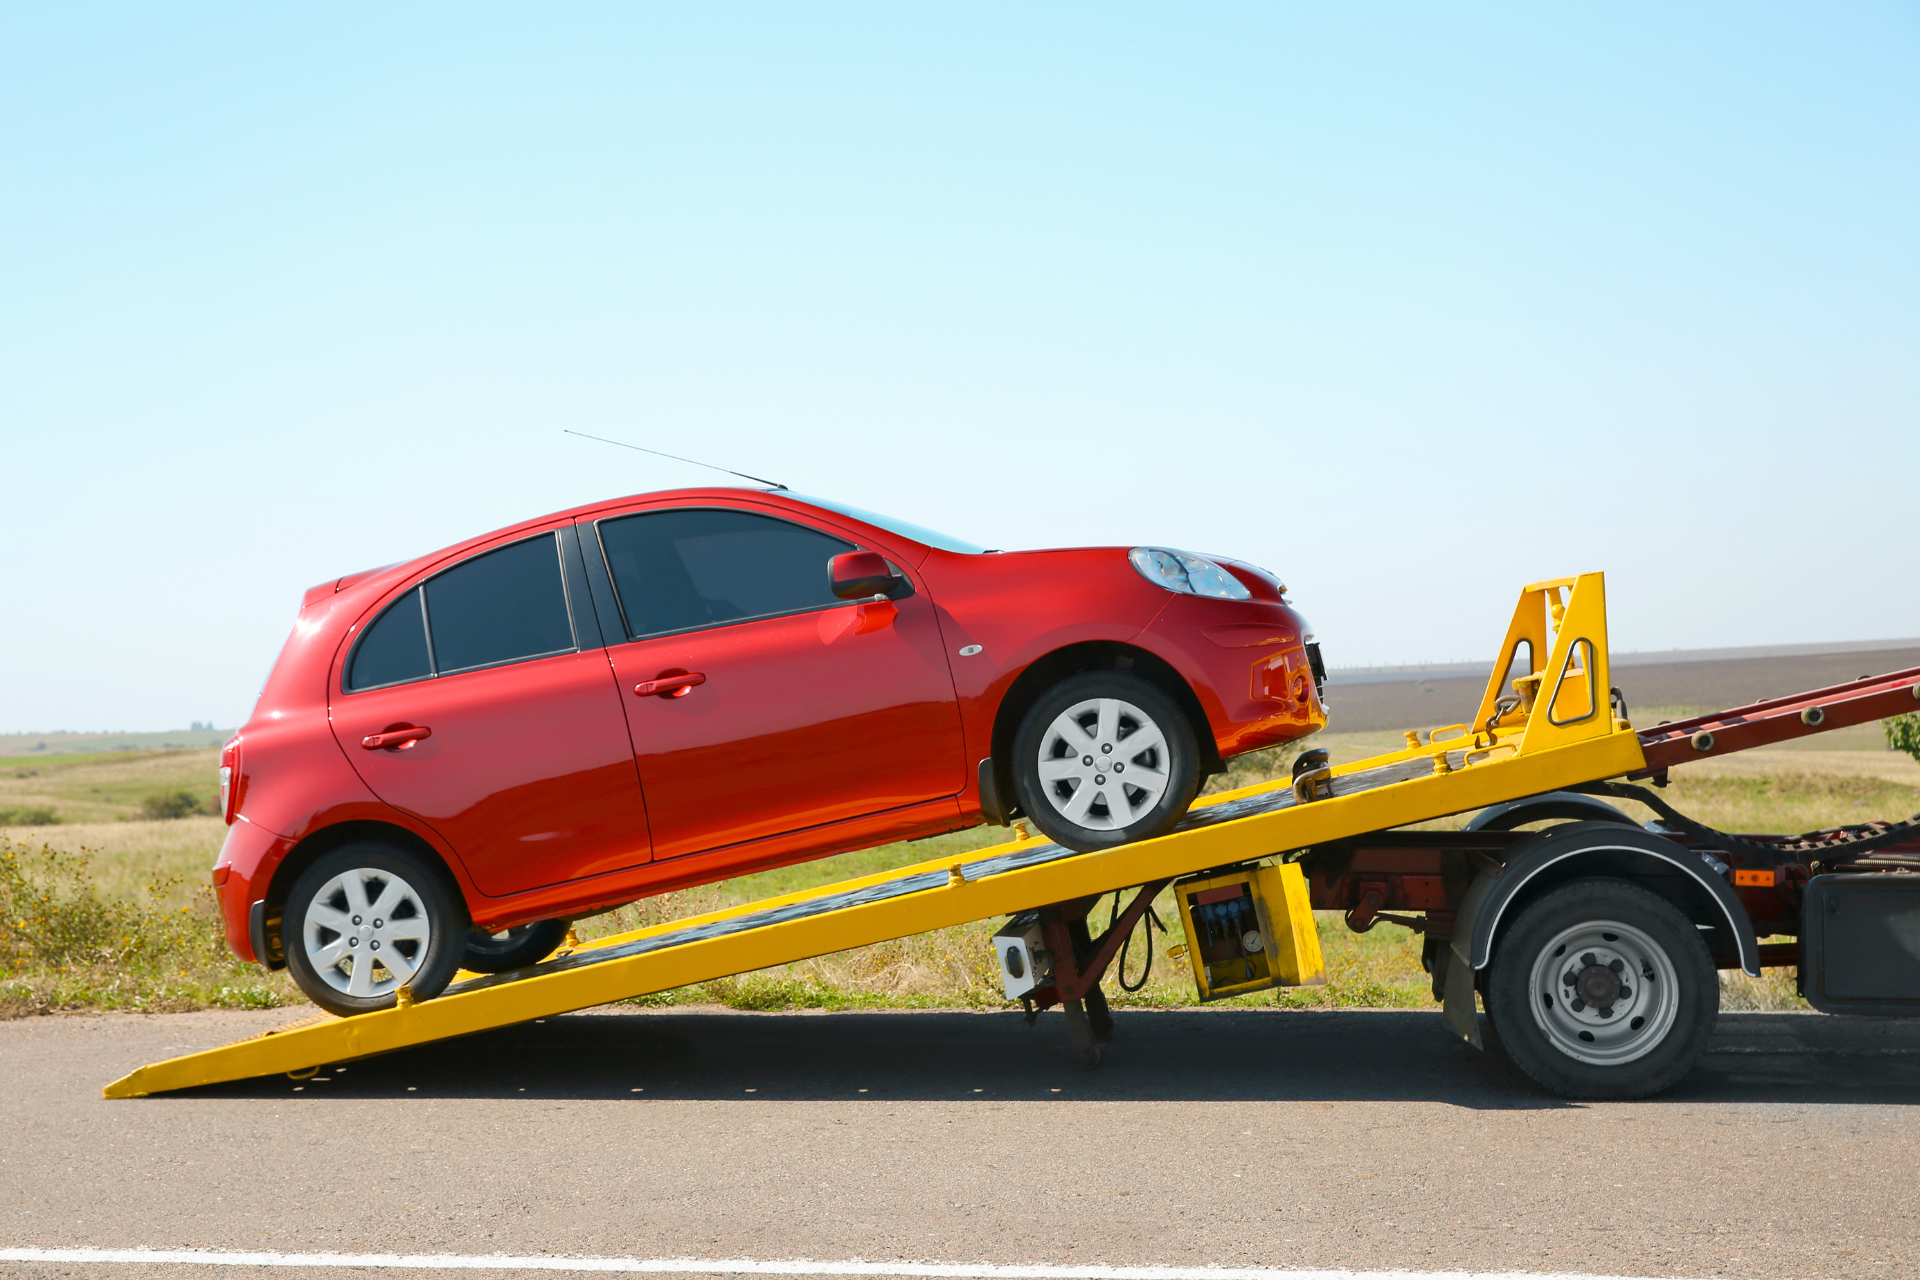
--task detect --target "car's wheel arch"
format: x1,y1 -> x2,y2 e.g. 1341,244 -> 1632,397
262,819 -> 463,966
986,640 -> 1220,820
1465,820 -> 1760,979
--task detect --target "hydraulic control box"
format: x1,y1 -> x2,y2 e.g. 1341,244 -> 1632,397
1171,862 -> 1324,1002
993,910 -> 1051,999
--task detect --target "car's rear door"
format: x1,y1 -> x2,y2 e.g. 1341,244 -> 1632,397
329,525 -> 651,897
582,502 -> 965,863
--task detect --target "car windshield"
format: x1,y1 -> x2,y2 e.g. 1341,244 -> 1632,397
784,493 -> 988,554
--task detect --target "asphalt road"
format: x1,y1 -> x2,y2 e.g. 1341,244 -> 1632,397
2,1005 -> 1918,1280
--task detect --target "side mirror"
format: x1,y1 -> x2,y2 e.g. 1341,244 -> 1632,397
829,550 -> 903,600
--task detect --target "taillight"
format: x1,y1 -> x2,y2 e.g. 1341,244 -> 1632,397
220,737 -> 241,825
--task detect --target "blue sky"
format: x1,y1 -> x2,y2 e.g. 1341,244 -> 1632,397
3,4 -> 1916,732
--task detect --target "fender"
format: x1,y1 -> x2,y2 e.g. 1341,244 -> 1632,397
1455,819 -> 1761,978
1465,790 -> 1634,832
1441,820 -> 1760,1046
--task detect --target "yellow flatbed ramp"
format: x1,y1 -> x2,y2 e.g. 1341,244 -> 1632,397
107,573 -> 1644,1098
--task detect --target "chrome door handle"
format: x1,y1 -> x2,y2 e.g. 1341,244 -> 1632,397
362,726 -> 432,750
634,672 -> 706,698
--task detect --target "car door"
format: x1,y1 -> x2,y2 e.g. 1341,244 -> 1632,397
329,526 -> 652,898
584,503 -> 965,862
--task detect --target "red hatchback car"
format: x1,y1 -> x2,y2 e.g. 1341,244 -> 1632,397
215,487 -> 1327,1015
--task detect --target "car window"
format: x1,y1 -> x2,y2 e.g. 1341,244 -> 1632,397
597,508 -> 856,639
348,591 -> 432,691
424,534 -> 577,673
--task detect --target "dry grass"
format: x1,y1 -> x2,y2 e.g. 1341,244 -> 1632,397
9,732 -> 1915,1018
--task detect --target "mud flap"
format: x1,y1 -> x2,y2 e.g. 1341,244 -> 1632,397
1442,865 -> 1501,1048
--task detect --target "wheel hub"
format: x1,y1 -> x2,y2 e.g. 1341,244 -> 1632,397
1528,920 -> 1677,1065
1034,696 -> 1173,831
301,867 -> 433,999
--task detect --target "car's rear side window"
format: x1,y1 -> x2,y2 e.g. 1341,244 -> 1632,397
346,532 -> 577,691
425,535 -> 575,673
596,509 -> 855,639
348,593 -> 432,690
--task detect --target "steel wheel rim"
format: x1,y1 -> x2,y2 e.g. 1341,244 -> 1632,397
301,867 -> 433,998
1526,917 -> 1679,1066
1034,696 -> 1170,830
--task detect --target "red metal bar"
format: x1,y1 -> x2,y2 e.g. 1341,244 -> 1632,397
1632,665 -> 1920,777
1029,880 -> 1171,1010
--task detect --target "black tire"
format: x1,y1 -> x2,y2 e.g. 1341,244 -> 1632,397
282,840 -> 467,1018
1485,877 -> 1717,1100
462,918 -> 571,974
1010,670 -> 1200,853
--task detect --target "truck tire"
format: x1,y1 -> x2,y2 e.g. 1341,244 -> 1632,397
1485,877 -> 1717,1100
1010,670 -> 1200,853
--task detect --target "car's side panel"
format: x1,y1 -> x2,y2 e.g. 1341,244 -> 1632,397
608,599 -> 965,863
913,546 -> 1174,801
1137,594 -> 1327,754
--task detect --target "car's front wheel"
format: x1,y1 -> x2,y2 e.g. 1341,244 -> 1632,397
282,841 -> 467,1017
1010,671 -> 1200,852
462,918 -> 572,974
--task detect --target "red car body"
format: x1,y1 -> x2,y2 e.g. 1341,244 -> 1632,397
213,488 -> 1326,966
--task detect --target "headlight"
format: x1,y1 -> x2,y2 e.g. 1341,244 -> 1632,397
1128,547 -> 1252,601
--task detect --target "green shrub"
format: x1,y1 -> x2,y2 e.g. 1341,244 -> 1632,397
0,837 -> 295,1016
1887,713 -> 1920,766
138,790 -> 208,820
0,806 -> 58,826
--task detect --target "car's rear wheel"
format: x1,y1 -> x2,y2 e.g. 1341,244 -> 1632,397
462,918 -> 571,974
282,841 -> 467,1017
1010,671 -> 1200,852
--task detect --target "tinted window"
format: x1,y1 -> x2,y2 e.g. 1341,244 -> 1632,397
597,509 -> 855,638
348,590 -> 432,690
423,534 -> 576,673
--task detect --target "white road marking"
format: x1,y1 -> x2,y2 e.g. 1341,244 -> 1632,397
0,1250 -> 1695,1280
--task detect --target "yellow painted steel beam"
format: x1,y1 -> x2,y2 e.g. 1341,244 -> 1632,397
104,724 -> 1644,1099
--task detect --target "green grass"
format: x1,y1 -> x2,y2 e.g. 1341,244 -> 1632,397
0,836 -> 296,1017
0,746 -> 221,825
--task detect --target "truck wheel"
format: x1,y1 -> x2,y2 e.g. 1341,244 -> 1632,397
462,918 -> 571,974
1485,877 -> 1717,1100
1011,671 -> 1199,852
283,841 -> 467,1018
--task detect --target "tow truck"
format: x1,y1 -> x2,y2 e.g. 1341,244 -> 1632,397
106,573 -> 1920,1100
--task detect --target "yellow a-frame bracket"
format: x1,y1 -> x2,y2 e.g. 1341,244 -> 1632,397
1472,571 -> 1618,756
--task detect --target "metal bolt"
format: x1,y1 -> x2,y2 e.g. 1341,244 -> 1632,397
370,940 -> 380,950
1101,744 -> 1113,754
352,915 -> 363,925
373,918 -> 384,928
348,938 -> 358,948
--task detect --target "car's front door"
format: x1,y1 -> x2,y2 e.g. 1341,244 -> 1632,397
586,504 -> 965,863
329,527 -> 651,897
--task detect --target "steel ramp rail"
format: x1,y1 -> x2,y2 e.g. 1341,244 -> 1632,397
104,572 -> 1645,1098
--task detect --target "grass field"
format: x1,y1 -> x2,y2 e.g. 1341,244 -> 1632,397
3,731 -> 1916,1020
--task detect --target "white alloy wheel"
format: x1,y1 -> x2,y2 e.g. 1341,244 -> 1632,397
1526,917 -> 1680,1066
300,866 -> 435,999
1033,696 -> 1171,831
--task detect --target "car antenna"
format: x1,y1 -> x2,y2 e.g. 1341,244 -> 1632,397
563,430 -> 788,490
